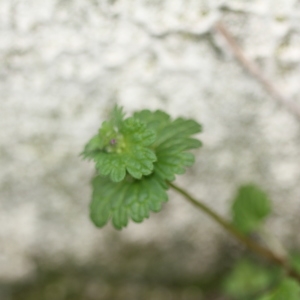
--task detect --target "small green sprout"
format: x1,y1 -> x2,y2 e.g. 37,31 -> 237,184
82,106 -> 202,229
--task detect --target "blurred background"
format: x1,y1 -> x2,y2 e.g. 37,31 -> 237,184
1,0 -> 300,299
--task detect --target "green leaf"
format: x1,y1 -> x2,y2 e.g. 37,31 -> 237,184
90,174 -> 168,229
134,110 -> 202,181
133,110 -> 171,134
222,259 -> 275,298
111,105 -> 125,128
257,279 -> 300,300
290,253 -> 300,274
82,110 -> 157,182
154,117 -> 202,147
231,184 -> 271,234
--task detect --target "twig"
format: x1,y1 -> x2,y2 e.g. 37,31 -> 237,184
169,181 -> 300,283
214,21 -> 300,121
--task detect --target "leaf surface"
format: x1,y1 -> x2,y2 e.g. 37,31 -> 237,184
231,184 -> 271,234
90,174 -> 168,229
134,110 -> 202,181
222,259 -> 275,298
82,112 -> 157,182
258,279 -> 300,300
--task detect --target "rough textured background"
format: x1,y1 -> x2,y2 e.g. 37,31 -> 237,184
1,0 -> 300,286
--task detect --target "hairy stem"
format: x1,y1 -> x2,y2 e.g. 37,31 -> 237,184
169,181 -> 300,283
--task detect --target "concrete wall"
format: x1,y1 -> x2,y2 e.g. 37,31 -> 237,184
1,0 -> 300,282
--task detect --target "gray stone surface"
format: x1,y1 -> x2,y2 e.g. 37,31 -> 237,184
1,0 -> 300,281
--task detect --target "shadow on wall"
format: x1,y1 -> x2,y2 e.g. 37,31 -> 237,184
0,238 -> 240,300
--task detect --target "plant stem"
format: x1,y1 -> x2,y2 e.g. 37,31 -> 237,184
169,181 -> 300,283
